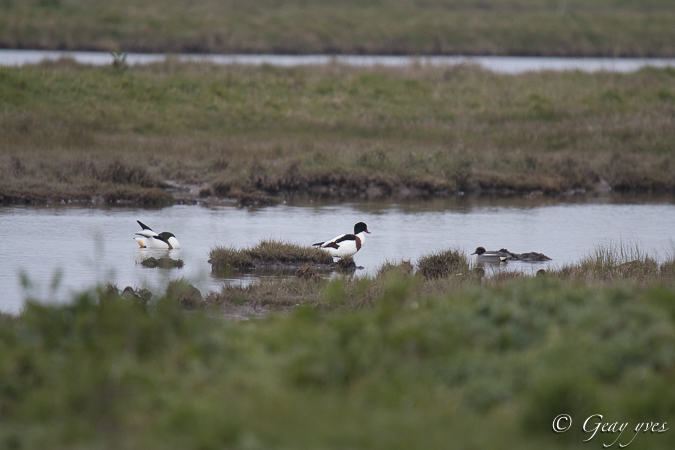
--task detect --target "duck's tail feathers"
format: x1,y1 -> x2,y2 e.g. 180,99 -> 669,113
137,220 -> 153,231
312,241 -> 324,247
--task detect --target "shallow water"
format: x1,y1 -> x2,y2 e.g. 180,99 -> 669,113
1,194 -> 674,313
2,50 -> 675,74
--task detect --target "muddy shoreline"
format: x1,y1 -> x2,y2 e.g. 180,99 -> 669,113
2,177 -> 670,208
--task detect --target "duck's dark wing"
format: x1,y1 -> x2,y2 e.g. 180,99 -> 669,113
313,240 -> 340,249
137,220 -> 153,231
334,234 -> 356,244
313,233 -> 353,249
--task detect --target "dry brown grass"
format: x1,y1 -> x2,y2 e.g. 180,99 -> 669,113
551,243 -> 675,285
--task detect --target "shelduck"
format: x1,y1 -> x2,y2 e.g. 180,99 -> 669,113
134,220 -> 181,250
313,222 -> 370,259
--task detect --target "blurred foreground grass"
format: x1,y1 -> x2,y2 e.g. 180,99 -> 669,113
1,0 -> 675,57
2,61 -> 675,204
3,248 -> 675,449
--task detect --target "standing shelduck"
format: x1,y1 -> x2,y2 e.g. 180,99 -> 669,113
313,222 -> 370,259
134,220 -> 181,250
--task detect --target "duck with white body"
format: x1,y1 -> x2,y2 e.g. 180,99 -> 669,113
313,222 -> 370,259
471,246 -> 510,264
134,220 -> 181,250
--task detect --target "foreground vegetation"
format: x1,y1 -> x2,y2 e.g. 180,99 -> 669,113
1,0 -> 675,57
2,61 -> 675,204
3,246 -> 675,449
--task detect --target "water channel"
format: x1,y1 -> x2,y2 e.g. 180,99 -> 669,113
2,194 -> 674,314
2,49 -> 675,74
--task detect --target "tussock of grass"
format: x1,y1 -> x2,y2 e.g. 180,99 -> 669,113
661,259 -> 675,279
165,279 -> 202,309
209,239 -> 335,273
416,248 -> 470,279
554,242 -> 670,284
377,259 -> 414,278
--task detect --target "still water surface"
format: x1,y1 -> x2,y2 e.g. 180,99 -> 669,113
1,195 -> 674,313
2,50 -> 675,74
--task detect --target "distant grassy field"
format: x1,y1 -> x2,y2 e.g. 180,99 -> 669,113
1,0 -> 675,56
3,245 -> 675,449
1,60 -> 674,204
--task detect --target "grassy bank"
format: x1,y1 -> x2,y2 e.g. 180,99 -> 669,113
2,61 -> 674,204
3,247 -> 675,449
1,0 -> 675,57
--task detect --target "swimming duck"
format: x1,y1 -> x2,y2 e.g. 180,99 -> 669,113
471,247 -> 511,264
511,251 -> 552,262
313,222 -> 370,259
134,220 -> 181,250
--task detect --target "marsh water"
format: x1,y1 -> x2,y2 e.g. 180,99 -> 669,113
3,49 -> 675,73
2,194 -> 674,313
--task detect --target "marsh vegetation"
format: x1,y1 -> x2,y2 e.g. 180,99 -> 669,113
3,245 -> 675,449
209,239 -> 335,273
203,245 -> 675,310
3,2 -> 674,447
1,0 -> 675,57
2,61 -> 675,205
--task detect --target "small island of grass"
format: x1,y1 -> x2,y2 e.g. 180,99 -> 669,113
208,239 -> 336,274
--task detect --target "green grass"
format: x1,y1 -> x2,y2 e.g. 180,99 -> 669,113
2,61 -> 675,204
3,258 -> 675,449
1,0 -> 675,57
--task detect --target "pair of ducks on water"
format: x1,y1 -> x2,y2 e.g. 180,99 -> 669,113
134,220 -> 551,262
134,220 -> 371,259
471,246 -> 552,263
